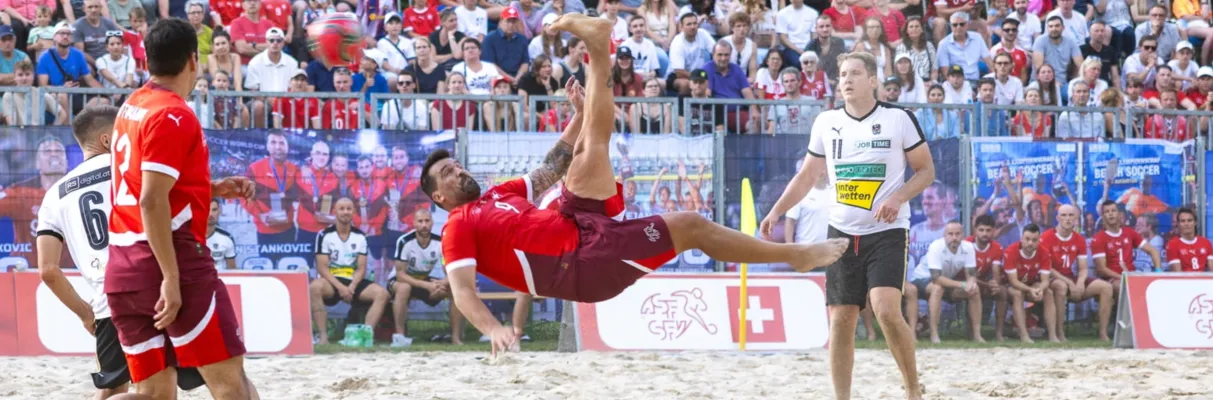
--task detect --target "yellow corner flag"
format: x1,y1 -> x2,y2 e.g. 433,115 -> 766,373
738,178 -> 756,351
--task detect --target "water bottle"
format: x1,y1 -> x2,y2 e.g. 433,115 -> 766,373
342,324 -> 364,347
359,324 -> 374,348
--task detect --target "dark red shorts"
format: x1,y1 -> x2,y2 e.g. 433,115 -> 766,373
530,186 -> 678,303
107,247 -> 246,383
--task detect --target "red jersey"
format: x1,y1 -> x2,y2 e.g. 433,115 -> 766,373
228,16 -> 276,64
211,0 -> 289,26
295,164 -> 339,233
541,109 -> 573,132
1165,236 -> 1213,272
801,69 -> 830,100
123,30 -> 146,71
991,45 -> 1029,78
1040,228 -> 1088,279
319,99 -> 363,130
863,8 -> 905,42
822,6 -> 866,36
1090,227 -> 1145,275
351,176 -> 388,235
274,97 -> 321,129
1003,242 -> 1053,284
403,6 -> 439,37
241,158 -> 299,234
261,0 -> 292,30
966,237 -> 1003,281
1186,88 -> 1209,109
1142,89 -> 1189,103
385,165 -> 426,232
442,177 -> 580,294
108,84 -> 213,291
1143,115 -> 1189,141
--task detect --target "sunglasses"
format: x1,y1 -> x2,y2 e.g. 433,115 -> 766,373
268,38 -> 284,43
1143,45 -> 1157,50
105,30 -> 123,38
398,80 -> 414,85
952,22 -> 966,27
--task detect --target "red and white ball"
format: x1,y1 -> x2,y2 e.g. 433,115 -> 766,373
306,13 -> 364,68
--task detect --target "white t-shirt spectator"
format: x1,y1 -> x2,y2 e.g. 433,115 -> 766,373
753,67 -> 785,98
455,6 -> 488,39
244,51 -> 299,92
1045,9 -> 1089,43
380,98 -> 430,130
1121,53 -> 1157,89
776,4 -> 818,51
898,77 -> 929,103
1168,59 -> 1198,90
618,37 -> 661,74
1066,77 -> 1108,106
720,35 -> 755,72
94,54 -> 136,89
527,36 -> 567,60
451,61 -> 502,95
784,186 -> 831,244
1006,11 -> 1041,50
668,29 -> 715,72
377,36 -> 416,74
982,73 -> 1025,105
943,81 -> 973,104
607,14 -> 629,41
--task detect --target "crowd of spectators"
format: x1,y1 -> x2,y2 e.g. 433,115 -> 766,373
2,0 -> 1213,139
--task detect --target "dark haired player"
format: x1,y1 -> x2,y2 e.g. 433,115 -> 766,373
419,14 -> 848,355
968,214 -> 1009,341
1166,207 -> 1213,272
1003,223 -> 1055,343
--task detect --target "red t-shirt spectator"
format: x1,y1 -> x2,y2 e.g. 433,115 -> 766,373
540,108 -> 573,132
274,97 -> 321,128
228,15 -> 276,64
318,99 -> 363,129
991,46 -> 1029,79
123,30 -> 147,71
212,0 -> 243,25
864,8 -> 905,42
1143,115 -> 1189,141
0,0 -> 55,21
404,6 -> 440,37
822,6 -> 866,36
432,100 -> 477,129
1185,88 -> 1210,108
801,69 -> 831,100
261,0 -> 292,30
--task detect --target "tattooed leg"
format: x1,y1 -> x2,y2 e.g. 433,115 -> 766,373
550,14 -> 619,201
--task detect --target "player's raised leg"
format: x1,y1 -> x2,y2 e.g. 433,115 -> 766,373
548,13 -> 620,200
660,211 -> 849,271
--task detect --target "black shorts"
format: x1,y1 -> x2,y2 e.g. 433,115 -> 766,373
324,276 -> 376,306
92,318 -> 206,390
825,226 -> 909,310
387,276 -> 444,306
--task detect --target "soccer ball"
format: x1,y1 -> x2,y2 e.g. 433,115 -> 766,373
306,13 -> 364,69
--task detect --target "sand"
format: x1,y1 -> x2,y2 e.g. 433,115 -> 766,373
1,348 -> 1210,399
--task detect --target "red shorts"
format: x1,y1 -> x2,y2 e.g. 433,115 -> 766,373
530,186 -> 677,303
107,251 -> 246,382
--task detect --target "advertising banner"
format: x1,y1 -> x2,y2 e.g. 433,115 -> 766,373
971,137 -> 1080,247
1083,139 -> 1187,239
1115,272 -> 1213,349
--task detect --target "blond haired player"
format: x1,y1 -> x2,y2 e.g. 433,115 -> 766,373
1042,204 -> 1113,342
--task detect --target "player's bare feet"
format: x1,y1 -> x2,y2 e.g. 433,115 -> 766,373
930,335 -> 941,344
1021,336 -> 1034,344
994,334 -> 1005,342
973,335 -> 986,344
791,238 -> 848,272
1049,336 -> 1061,343
548,13 -> 613,59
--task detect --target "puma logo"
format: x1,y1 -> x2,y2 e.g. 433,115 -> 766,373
643,223 -> 660,243
831,127 -> 843,136
166,113 -> 183,126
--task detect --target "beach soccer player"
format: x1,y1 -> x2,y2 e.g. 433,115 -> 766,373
420,14 -> 849,355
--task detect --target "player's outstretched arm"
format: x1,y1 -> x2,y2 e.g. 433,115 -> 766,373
526,79 -> 584,200
36,236 -> 94,335
447,266 -> 516,355
761,154 -> 825,240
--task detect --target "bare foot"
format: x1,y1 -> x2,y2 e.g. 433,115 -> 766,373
995,335 -> 1005,342
866,334 -> 876,341
548,13 -> 613,46
1021,337 -> 1034,344
1099,335 -> 1111,342
452,338 -> 464,345
1049,337 -> 1062,343
930,335 -> 941,344
973,336 -> 986,344
792,238 -> 848,272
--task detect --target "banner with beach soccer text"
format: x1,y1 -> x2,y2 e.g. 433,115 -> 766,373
971,137 -> 1081,247
1083,140 -> 1188,238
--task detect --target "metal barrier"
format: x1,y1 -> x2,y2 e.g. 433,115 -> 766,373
369,93 -> 525,132
1124,107 -> 1213,145
0,86 -> 46,127
527,95 -> 680,135
682,97 -> 831,136
980,104 -> 1126,139
896,103 -> 979,139
209,90 -> 366,130
39,87 -> 136,125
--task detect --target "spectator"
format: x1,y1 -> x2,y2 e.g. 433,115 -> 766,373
377,12 -> 413,82
229,0 -> 276,64
942,65 -> 973,103
94,30 -> 135,88
1096,0 -> 1135,58
799,51 -> 831,100
451,38 -> 503,94
1045,0 -> 1088,43
637,0 -> 675,48
992,18 -> 1029,82
481,6 -> 528,81
312,68 -> 363,129
246,27 -> 297,92
1013,87 -> 1052,136
1055,80 -> 1105,138
430,72 -> 478,129
1124,76 -> 1149,110
353,48 -> 389,106
380,73 -> 429,130
985,0 -> 1010,38
481,77 -> 517,131
1123,34 -> 1158,90
454,0 -> 487,41
260,0 -> 291,36
405,37 -> 447,94
2,0 -> 51,54
612,46 -> 644,97
273,69 -> 320,129
528,13 -> 565,60
510,0 -> 542,39
553,36 -> 585,85
938,12 -> 991,82
1169,41 -> 1197,89
1082,21 -> 1121,88
1067,57 -> 1108,106
881,76 -> 900,101
37,22 -> 101,89
753,50 -> 785,98
895,16 -> 937,83
121,6 -> 146,79
1101,87 -> 1129,137
403,0 -> 440,38
1143,89 -> 1188,140
774,0 -> 816,66
865,0 -> 905,42
766,67 -> 814,134
187,1 -> 212,66
1186,66 -> 1213,109
428,8 -> 464,66
211,70 -> 251,128
721,12 -> 757,78
539,88 -> 572,132
1033,16 -> 1083,83
298,0 -> 335,29
1171,0 -> 1213,63
1027,62 -> 1063,106
627,77 -> 671,133
706,41 -> 759,134
72,0 -> 121,64
538,0 -> 586,28
680,0 -> 727,36
603,0 -> 629,41
207,31 -> 244,91
188,76 -> 212,127
679,68 -> 724,134
1006,0 -> 1041,50
918,84 -> 962,139
667,13 -> 716,94
618,15 -> 660,77
25,5 -> 55,57
0,26 -> 31,85
107,0 -> 140,28
1134,5 -> 1185,61
974,78 -> 1010,136
853,16 -> 893,81
894,53 -> 926,102
1,60 -> 65,125
821,0 -> 862,43
989,52 -> 1024,105
305,58 -> 337,92
1143,65 -> 1196,109
744,0 -> 777,56
516,54 -> 557,113
807,17 -> 846,86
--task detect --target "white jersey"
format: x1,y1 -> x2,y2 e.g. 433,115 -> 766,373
785,186 -> 832,244
391,230 -> 443,280
206,228 -> 236,269
920,238 -> 977,280
35,154 -> 113,318
808,102 -> 926,236
315,225 -> 369,279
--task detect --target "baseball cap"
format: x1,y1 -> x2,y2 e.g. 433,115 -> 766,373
947,65 -> 965,76
895,53 -> 912,64
1177,41 -> 1194,53
690,68 -> 708,81
616,46 -> 633,59
1199,66 -> 1213,79
0,25 -> 13,38
54,21 -> 73,34
384,11 -> 402,23
542,13 -> 558,26
501,6 -> 520,20
492,76 -> 512,88
363,48 -> 388,67
799,51 -> 818,63
883,76 -> 901,86
291,68 -> 308,79
266,27 -> 285,40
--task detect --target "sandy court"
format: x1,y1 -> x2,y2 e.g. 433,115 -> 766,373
2,349 -> 1211,399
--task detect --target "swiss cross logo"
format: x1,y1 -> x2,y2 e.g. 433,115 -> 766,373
726,286 -> 786,343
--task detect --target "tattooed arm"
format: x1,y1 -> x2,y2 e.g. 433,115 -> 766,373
526,79 -> 585,199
